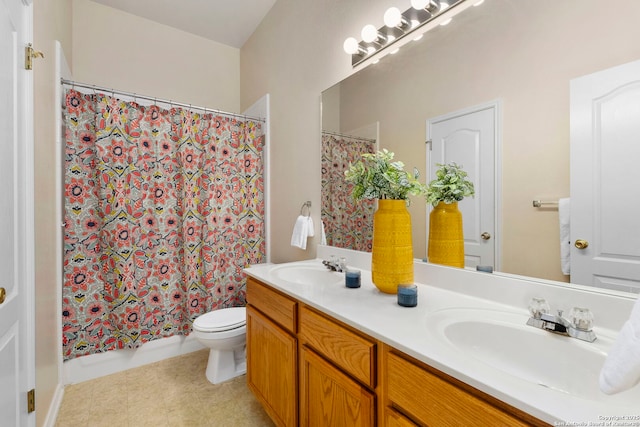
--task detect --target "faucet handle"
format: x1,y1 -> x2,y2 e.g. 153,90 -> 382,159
528,297 -> 550,319
570,307 -> 594,331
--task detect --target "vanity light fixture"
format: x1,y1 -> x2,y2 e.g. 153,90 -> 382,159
343,0 -> 475,67
411,0 -> 440,13
384,7 -> 409,29
361,24 -> 387,44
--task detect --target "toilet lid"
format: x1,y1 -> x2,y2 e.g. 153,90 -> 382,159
193,307 -> 246,332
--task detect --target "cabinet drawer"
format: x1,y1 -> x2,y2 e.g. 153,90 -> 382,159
247,278 -> 297,333
386,351 -> 534,427
299,305 -> 376,388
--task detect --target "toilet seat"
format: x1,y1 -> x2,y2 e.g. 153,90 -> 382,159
193,307 -> 246,333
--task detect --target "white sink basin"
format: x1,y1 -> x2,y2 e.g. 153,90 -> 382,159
425,308 -> 631,402
268,262 -> 343,286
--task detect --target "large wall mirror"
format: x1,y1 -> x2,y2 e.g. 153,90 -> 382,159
321,0 -> 640,292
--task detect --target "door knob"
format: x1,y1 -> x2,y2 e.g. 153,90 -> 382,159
575,239 -> 589,250
481,232 -> 491,240
0,287 -> 5,304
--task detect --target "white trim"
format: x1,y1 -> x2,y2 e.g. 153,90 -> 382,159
19,2 -> 36,426
62,334 -> 204,385
242,94 -> 270,263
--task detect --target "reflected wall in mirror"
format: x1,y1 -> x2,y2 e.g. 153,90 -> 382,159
321,0 -> 640,287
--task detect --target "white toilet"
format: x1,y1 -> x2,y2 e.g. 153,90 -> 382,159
192,306 -> 247,384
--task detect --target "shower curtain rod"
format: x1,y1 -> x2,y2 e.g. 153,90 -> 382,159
322,130 -> 376,143
61,78 -> 265,123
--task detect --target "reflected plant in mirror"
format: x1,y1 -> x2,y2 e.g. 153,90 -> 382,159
425,162 -> 475,207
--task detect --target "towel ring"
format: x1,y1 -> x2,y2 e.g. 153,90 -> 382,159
300,201 -> 312,217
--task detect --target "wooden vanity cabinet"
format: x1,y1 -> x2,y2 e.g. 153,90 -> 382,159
299,306 -> 377,426
246,277 -> 547,427
381,345 -> 547,427
246,278 -> 298,427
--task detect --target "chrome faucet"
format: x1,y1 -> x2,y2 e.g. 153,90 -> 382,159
322,256 -> 346,272
526,298 -> 597,342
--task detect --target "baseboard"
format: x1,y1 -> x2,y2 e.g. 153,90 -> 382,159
62,334 -> 204,385
41,382 -> 65,427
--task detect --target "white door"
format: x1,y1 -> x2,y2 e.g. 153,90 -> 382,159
0,0 -> 35,426
570,60 -> 640,293
427,101 -> 499,270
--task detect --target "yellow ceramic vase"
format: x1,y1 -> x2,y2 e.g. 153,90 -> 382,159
428,201 -> 464,268
371,199 -> 414,294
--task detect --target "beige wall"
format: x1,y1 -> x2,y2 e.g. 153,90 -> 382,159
241,0 -> 640,280
34,0 -> 72,425
71,0 -> 240,111
241,0 -> 394,263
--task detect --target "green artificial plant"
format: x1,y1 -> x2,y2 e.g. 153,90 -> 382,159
425,162 -> 475,207
344,149 -> 427,202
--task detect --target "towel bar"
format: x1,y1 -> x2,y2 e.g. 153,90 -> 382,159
300,201 -> 312,216
533,200 -> 558,208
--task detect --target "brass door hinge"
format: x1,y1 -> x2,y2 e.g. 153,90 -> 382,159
27,389 -> 35,413
25,43 -> 44,70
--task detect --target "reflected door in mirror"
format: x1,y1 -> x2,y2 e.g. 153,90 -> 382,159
428,102 -> 498,269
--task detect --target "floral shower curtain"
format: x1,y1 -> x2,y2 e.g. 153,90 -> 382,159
62,89 -> 265,360
321,132 -> 376,252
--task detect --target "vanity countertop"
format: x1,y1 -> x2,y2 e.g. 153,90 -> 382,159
244,249 -> 639,425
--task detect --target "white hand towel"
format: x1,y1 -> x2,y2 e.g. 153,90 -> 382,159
306,216 -> 315,237
558,198 -> 571,275
290,215 -> 309,250
599,297 -> 640,394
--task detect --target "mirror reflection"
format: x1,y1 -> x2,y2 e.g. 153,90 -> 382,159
321,0 -> 640,291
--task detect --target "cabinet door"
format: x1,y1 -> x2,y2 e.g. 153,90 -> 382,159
300,346 -> 375,427
247,306 -> 297,427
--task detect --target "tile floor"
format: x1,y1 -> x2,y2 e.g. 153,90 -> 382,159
54,349 -> 274,427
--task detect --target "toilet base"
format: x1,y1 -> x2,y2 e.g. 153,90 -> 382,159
205,346 -> 247,384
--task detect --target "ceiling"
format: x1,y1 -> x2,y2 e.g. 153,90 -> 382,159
89,0 -> 277,48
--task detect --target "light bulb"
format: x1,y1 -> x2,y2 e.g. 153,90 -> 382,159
384,7 -> 402,28
361,24 -> 379,43
343,37 -> 359,54
440,0 -> 450,11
